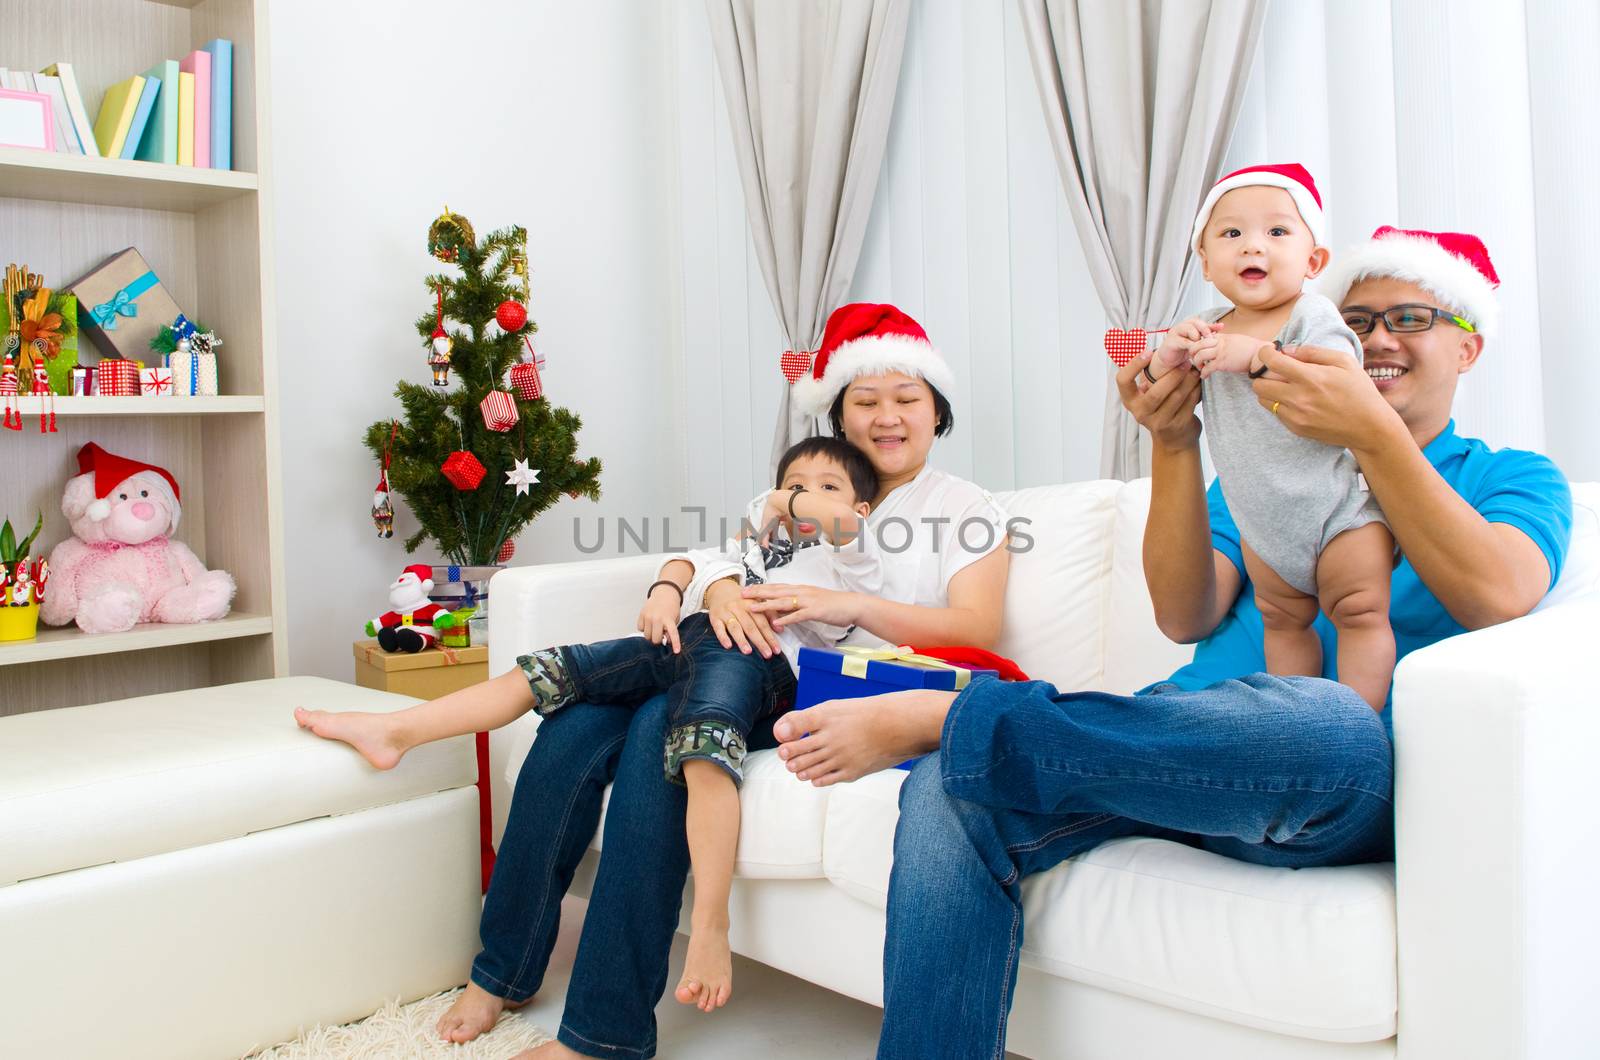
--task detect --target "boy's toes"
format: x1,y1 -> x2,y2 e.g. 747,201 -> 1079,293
675,978 -> 703,1005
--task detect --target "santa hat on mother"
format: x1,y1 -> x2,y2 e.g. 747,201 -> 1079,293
1319,225 -> 1502,339
792,303 -> 955,418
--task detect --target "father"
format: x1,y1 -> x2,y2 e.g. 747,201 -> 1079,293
771,226 -> 1573,1057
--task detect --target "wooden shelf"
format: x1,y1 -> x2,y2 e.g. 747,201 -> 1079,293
0,147 -> 257,213
0,611 -> 274,667
8,395 -> 265,416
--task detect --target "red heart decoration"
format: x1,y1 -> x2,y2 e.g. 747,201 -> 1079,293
780,349 -> 813,384
1103,328 -> 1148,367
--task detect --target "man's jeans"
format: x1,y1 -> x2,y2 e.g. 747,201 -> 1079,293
879,674 -> 1395,1060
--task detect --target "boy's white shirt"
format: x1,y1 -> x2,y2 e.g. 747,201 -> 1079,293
658,492 -> 886,671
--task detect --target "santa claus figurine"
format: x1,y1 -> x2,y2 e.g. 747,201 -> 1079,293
365,563 -> 458,652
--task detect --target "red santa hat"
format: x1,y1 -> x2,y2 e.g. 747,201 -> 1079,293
791,303 -> 955,418
1319,225 -> 1501,339
399,563 -> 434,590
76,442 -> 181,523
1190,163 -> 1327,252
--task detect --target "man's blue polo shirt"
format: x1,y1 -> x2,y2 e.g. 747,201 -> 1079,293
1165,420 -> 1573,715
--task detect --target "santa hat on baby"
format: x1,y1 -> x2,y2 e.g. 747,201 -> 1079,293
1190,163 -> 1327,252
76,442 -> 181,524
1319,225 -> 1501,339
791,303 -> 955,418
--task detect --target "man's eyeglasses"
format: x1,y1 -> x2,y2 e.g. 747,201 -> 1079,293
1341,303 -> 1475,337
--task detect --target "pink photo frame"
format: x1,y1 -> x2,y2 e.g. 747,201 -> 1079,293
0,89 -> 56,151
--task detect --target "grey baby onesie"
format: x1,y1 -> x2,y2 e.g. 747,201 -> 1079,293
1200,293 -> 1385,596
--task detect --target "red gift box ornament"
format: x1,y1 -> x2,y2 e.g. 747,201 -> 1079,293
479,390 -> 519,433
510,337 -> 544,401
98,358 -> 142,396
441,450 -> 487,490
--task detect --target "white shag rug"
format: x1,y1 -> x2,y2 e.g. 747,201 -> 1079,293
249,988 -> 553,1058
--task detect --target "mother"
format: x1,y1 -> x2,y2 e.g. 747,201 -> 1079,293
440,303 -> 1013,1060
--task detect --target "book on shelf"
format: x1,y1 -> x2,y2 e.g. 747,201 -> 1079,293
32,73 -> 83,154
92,74 -> 144,158
203,39 -> 232,170
177,70 -> 194,166
179,49 -> 211,169
119,76 -> 160,161
40,62 -> 99,158
136,60 -> 180,165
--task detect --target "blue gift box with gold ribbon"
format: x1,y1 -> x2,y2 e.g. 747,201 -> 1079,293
794,646 -> 997,769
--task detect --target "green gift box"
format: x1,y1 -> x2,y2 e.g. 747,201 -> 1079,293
2,290 -> 79,397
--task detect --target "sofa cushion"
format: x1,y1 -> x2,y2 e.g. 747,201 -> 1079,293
817,777 -> 1396,1042
991,481 -> 1120,690
1103,478 -> 1204,694
0,676 -> 476,887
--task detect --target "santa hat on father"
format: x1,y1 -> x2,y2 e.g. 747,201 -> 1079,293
791,303 -> 955,418
1320,225 -> 1502,340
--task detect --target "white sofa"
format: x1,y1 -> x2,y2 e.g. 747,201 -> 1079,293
490,477 -> 1600,1059
0,677 -> 482,1060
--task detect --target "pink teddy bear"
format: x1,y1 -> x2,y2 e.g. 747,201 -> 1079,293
42,442 -> 236,634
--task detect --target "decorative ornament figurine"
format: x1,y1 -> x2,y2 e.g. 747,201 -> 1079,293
29,355 -> 56,433
427,206 -> 476,263
372,420 -> 397,538
506,225 -> 530,300
495,299 -> 528,332
1,351 -> 19,431
42,442 -> 237,634
504,457 -> 540,496
429,285 -> 453,387
363,563 -> 458,653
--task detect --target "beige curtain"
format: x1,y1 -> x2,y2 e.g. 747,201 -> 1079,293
1018,0 -> 1267,479
704,0 -> 910,472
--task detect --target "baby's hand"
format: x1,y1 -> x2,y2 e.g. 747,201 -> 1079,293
1151,317 -> 1220,375
1192,333 -> 1267,378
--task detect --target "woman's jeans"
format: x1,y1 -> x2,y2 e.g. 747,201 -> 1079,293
878,674 -> 1396,1060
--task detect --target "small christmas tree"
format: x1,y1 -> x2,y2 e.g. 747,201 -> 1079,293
365,208 -> 601,565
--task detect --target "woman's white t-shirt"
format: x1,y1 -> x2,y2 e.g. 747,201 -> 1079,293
868,466 -> 1010,612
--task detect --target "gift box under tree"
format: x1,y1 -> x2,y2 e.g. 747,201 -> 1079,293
67,247 -> 184,362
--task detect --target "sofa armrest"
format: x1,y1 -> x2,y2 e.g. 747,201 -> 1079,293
1393,596 -> 1600,1059
486,555 -> 664,843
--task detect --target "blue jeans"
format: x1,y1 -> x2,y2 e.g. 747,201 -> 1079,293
547,612 -> 795,784
879,674 -> 1395,1059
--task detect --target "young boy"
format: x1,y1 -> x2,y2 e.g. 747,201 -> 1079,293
1142,163 -> 1395,710
295,436 -> 885,1013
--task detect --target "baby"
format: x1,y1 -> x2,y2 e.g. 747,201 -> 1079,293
1144,163 -> 1395,710
296,435 -> 888,1015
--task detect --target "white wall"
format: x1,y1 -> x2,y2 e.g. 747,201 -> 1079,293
270,0 -> 682,680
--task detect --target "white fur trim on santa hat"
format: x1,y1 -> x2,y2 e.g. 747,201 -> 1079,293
1191,172 -> 1326,252
792,333 -> 956,417
1318,233 -> 1500,338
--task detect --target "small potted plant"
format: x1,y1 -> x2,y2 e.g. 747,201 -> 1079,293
0,512 -> 45,642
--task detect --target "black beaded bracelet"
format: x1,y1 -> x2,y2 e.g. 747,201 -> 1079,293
1142,363 -> 1159,386
787,487 -> 807,521
646,579 -> 684,603
1248,339 -> 1284,380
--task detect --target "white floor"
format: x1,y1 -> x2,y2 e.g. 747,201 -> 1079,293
519,895 -> 889,1058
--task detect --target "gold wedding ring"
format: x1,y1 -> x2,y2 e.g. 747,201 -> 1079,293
1271,401 -> 1281,416
791,596 -> 799,610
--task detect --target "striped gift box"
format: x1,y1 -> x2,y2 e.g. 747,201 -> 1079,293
479,390 -> 519,432
97,358 -> 142,396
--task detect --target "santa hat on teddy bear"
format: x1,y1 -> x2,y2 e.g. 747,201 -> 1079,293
75,442 -> 182,524
791,303 -> 955,418
1190,162 -> 1327,252
1319,225 -> 1501,340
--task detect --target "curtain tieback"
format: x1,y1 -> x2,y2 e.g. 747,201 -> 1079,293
780,348 -> 817,384
1103,327 -> 1171,367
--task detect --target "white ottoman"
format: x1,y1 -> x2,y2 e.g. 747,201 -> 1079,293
0,676 -> 481,1059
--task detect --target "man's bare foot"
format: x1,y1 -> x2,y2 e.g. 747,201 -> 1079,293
674,916 -> 734,1012
435,980 -> 532,1043
293,706 -> 408,770
512,1041 -> 585,1059
772,689 -> 957,786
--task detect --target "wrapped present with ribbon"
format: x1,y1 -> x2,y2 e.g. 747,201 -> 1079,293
0,277 -> 80,396
67,247 -> 184,362
140,366 -> 174,396
97,358 -> 143,396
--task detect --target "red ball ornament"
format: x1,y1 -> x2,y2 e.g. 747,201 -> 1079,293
497,538 -> 516,563
441,451 -> 487,490
496,300 -> 528,332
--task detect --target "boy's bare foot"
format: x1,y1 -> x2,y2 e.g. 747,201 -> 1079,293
675,916 -> 734,1012
773,689 -> 957,786
435,980 -> 530,1043
512,1041 -> 585,1059
293,706 -> 408,770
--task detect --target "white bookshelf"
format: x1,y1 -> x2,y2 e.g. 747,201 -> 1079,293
0,0 -> 286,715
